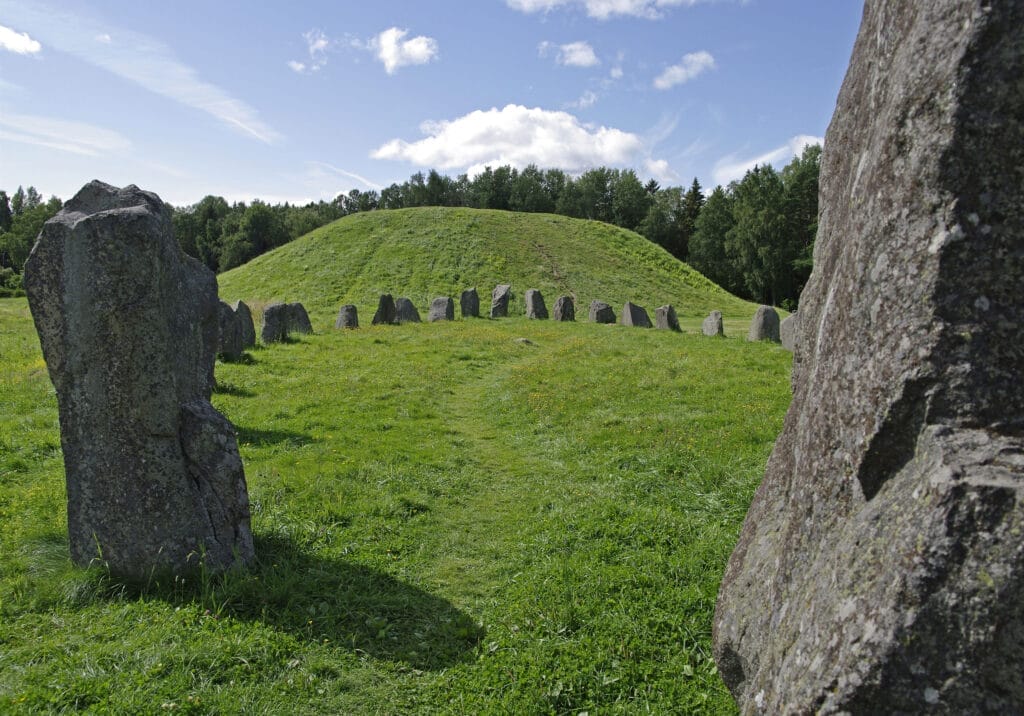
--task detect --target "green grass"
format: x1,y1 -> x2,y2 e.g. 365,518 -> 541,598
0,291 -> 791,714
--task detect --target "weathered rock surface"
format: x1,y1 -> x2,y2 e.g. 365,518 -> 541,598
287,302 -> 312,334
217,300 -> 244,360
654,305 -> 680,331
702,310 -> 724,337
22,180 -> 254,578
746,305 -> 780,342
395,297 -> 421,323
490,284 -> 511,318
589,300 -> 615,324
779,313 -> 797,352
553,296 -> 575,322
372,294 -> 397,325
335,304 -> 358,329
713,3 -> 1024,713
261,303 -> 290,343
428,297 -> 454,322
525,289 -> 548,319
231,300 -> 256,348
620,302 -> 652,328
460,288 -> 480,318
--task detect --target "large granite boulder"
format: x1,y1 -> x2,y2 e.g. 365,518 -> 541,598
217,300 -> 244,360
746,305 -> 780,342
654,305 -> 680,331
553,296 -> 575,322
231,300 -> 256,348
589,300 -> 615,324
335,304 -> 358,329
525,289 -> 548,319
702,310 -> 724,337
287,302 -> 312,334
713,3 -> 1024,713
395,297 -> 421,324
620,302 -> 652,328
490,284 -> 511,318
261,303 -> 289,343
372,294 -> 397,325
428,297 -> 454,322
460,288 -> 480,318
22,181 -> 254,578
779,313 -> 798,352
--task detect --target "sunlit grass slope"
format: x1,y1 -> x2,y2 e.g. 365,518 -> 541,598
218,207 -> 757,331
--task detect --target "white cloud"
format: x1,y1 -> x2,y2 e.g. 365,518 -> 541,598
306,161 -> 384,191
372,104 -> 663,177
373,27 -> 438,75
95,33 -> 111,44
712,134 -> 823,186
0,24 -> 41,54
540,40 -> 600,68
566,90 -> 599,109
289,29 -> 330,74
610,66 -> 623,79
653,50 -> 715,89
0,112 -> 131,156
508,0 -> 705,20
645,158 -> 677,183
287,60 -> 306,73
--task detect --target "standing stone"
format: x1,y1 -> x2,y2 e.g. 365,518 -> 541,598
620,302 -> 652,328
589,300 -> 615,324
261,303 -> 290,344
702,310 -> 724,337
525,289 -> 548,319
428,297 -> 454,322
217,301 -> 244,360
714,3 -> 1024,713
287,302 -> 312,334
779,313 -> 797,352
490,284 -> 512,318
335,304 -> 358,329
372,294 -> 397,325
460,288 -> 480,318
232,300 -> 256,348
654,305 -> 681,331
395,297 -> 421,323
746,305 -> 780,342
22,181 -> 253,578
553,296 -> 575,322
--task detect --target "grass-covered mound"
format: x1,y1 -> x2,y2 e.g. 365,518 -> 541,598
0,295 -> 791,713
217,207 -> 757,331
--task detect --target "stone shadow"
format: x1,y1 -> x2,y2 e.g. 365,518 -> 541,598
233,425 -> 315,448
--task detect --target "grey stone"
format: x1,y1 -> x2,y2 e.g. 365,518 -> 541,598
217,300 -> 244,360
746,305 -> 780,342
428,297 -> 454,322
395,297 -> 421,323
589,300 -> 615,324
713,3 -> 1024,713
620,302 -> 652,328
525,289 -> 548,319
261,303 -> 289,344
655,305 -> 680,331
460,288 -> 480,318
490,284 -> 511,318
231,300 -> 256,348
286,302 -> 312,334
702,310 -> 724,337
779,313 -> 797,352
553,296 -> 575,322
335,304 -> 358,329
22,180 -> 253,578
372,294 -> 397,325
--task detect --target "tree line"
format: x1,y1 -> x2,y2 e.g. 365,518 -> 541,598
0,144 -> 819,307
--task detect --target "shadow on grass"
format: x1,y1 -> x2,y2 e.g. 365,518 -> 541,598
234,425 -> 314,448
213,381 -> 256,397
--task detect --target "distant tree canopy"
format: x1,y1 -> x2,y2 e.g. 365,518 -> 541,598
0,186 -> 63,296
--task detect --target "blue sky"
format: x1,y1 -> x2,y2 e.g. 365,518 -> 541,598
0,1 -> 863,206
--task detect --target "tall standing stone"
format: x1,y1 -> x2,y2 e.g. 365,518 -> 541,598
654,305 -> 681,331
428,297 -> 454,322
746,305 -> 780,342
525,289 -> 548,319
287,302 -> 312,334
335,304 -> 358,329
232,300 -> 256,348
702,310 -> 724,337
460,288 -> 480,318
491,284 -> 511,318
395,297 -> 421,323
217,301 -> 244,360
589,300 -> 615,324
553,296 -> 575,322
779,313 -> 797,352
372,294 -> 397,325
261,303 -> 290,344
713,3 -> 1024,713
620,302 -> 652,328
22,181 -> 254,578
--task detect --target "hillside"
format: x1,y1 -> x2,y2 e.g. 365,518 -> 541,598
217,207 -> 757,327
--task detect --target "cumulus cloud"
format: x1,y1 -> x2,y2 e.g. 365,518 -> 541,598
373,27 -> 438,75
0,24 -> 41,54
540,40 -> 599,68
0,112 -> 130,156
288,29 -> 330,73
372,104 -> 663,177
645,157 -> 677,183
653,51 -> 715,89
712,134 -> 823,186
507,0 -> 705,20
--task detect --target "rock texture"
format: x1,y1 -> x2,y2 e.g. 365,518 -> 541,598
553,296 -> 575,322
525,289 -> 548,319
490,284 -> 511,318
713,3 -> 1024,713
22,181 -> 254,578
217,301 -> 244,360
261,303 -> 290,343
395,297 -> 421,323
232,300 -> 256,348
287,302 -> 312,334
779,313 -> 797,352
428,297 -> 454,322
655,305 -> 680,331
746,305 -> 780,342
702,310 -> 724,337
460,288 -> 480,318
335,304 -> 358,329
589,300 -> 615,324
620,302 -> 652,328
372,294 -> 397,325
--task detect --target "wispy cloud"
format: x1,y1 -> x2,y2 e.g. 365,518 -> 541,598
712,134 -> 823,186
288,29 -> 330,74
653,51 -> 715,89
566,90 -> 599,109
508,0 -> 710,20
307,161 -> 384,191
373,27 -> 439,75
539,40 -> 599,68
2,2 -> 280,144
0,24 -> 41,54
0,112 -> 131,156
